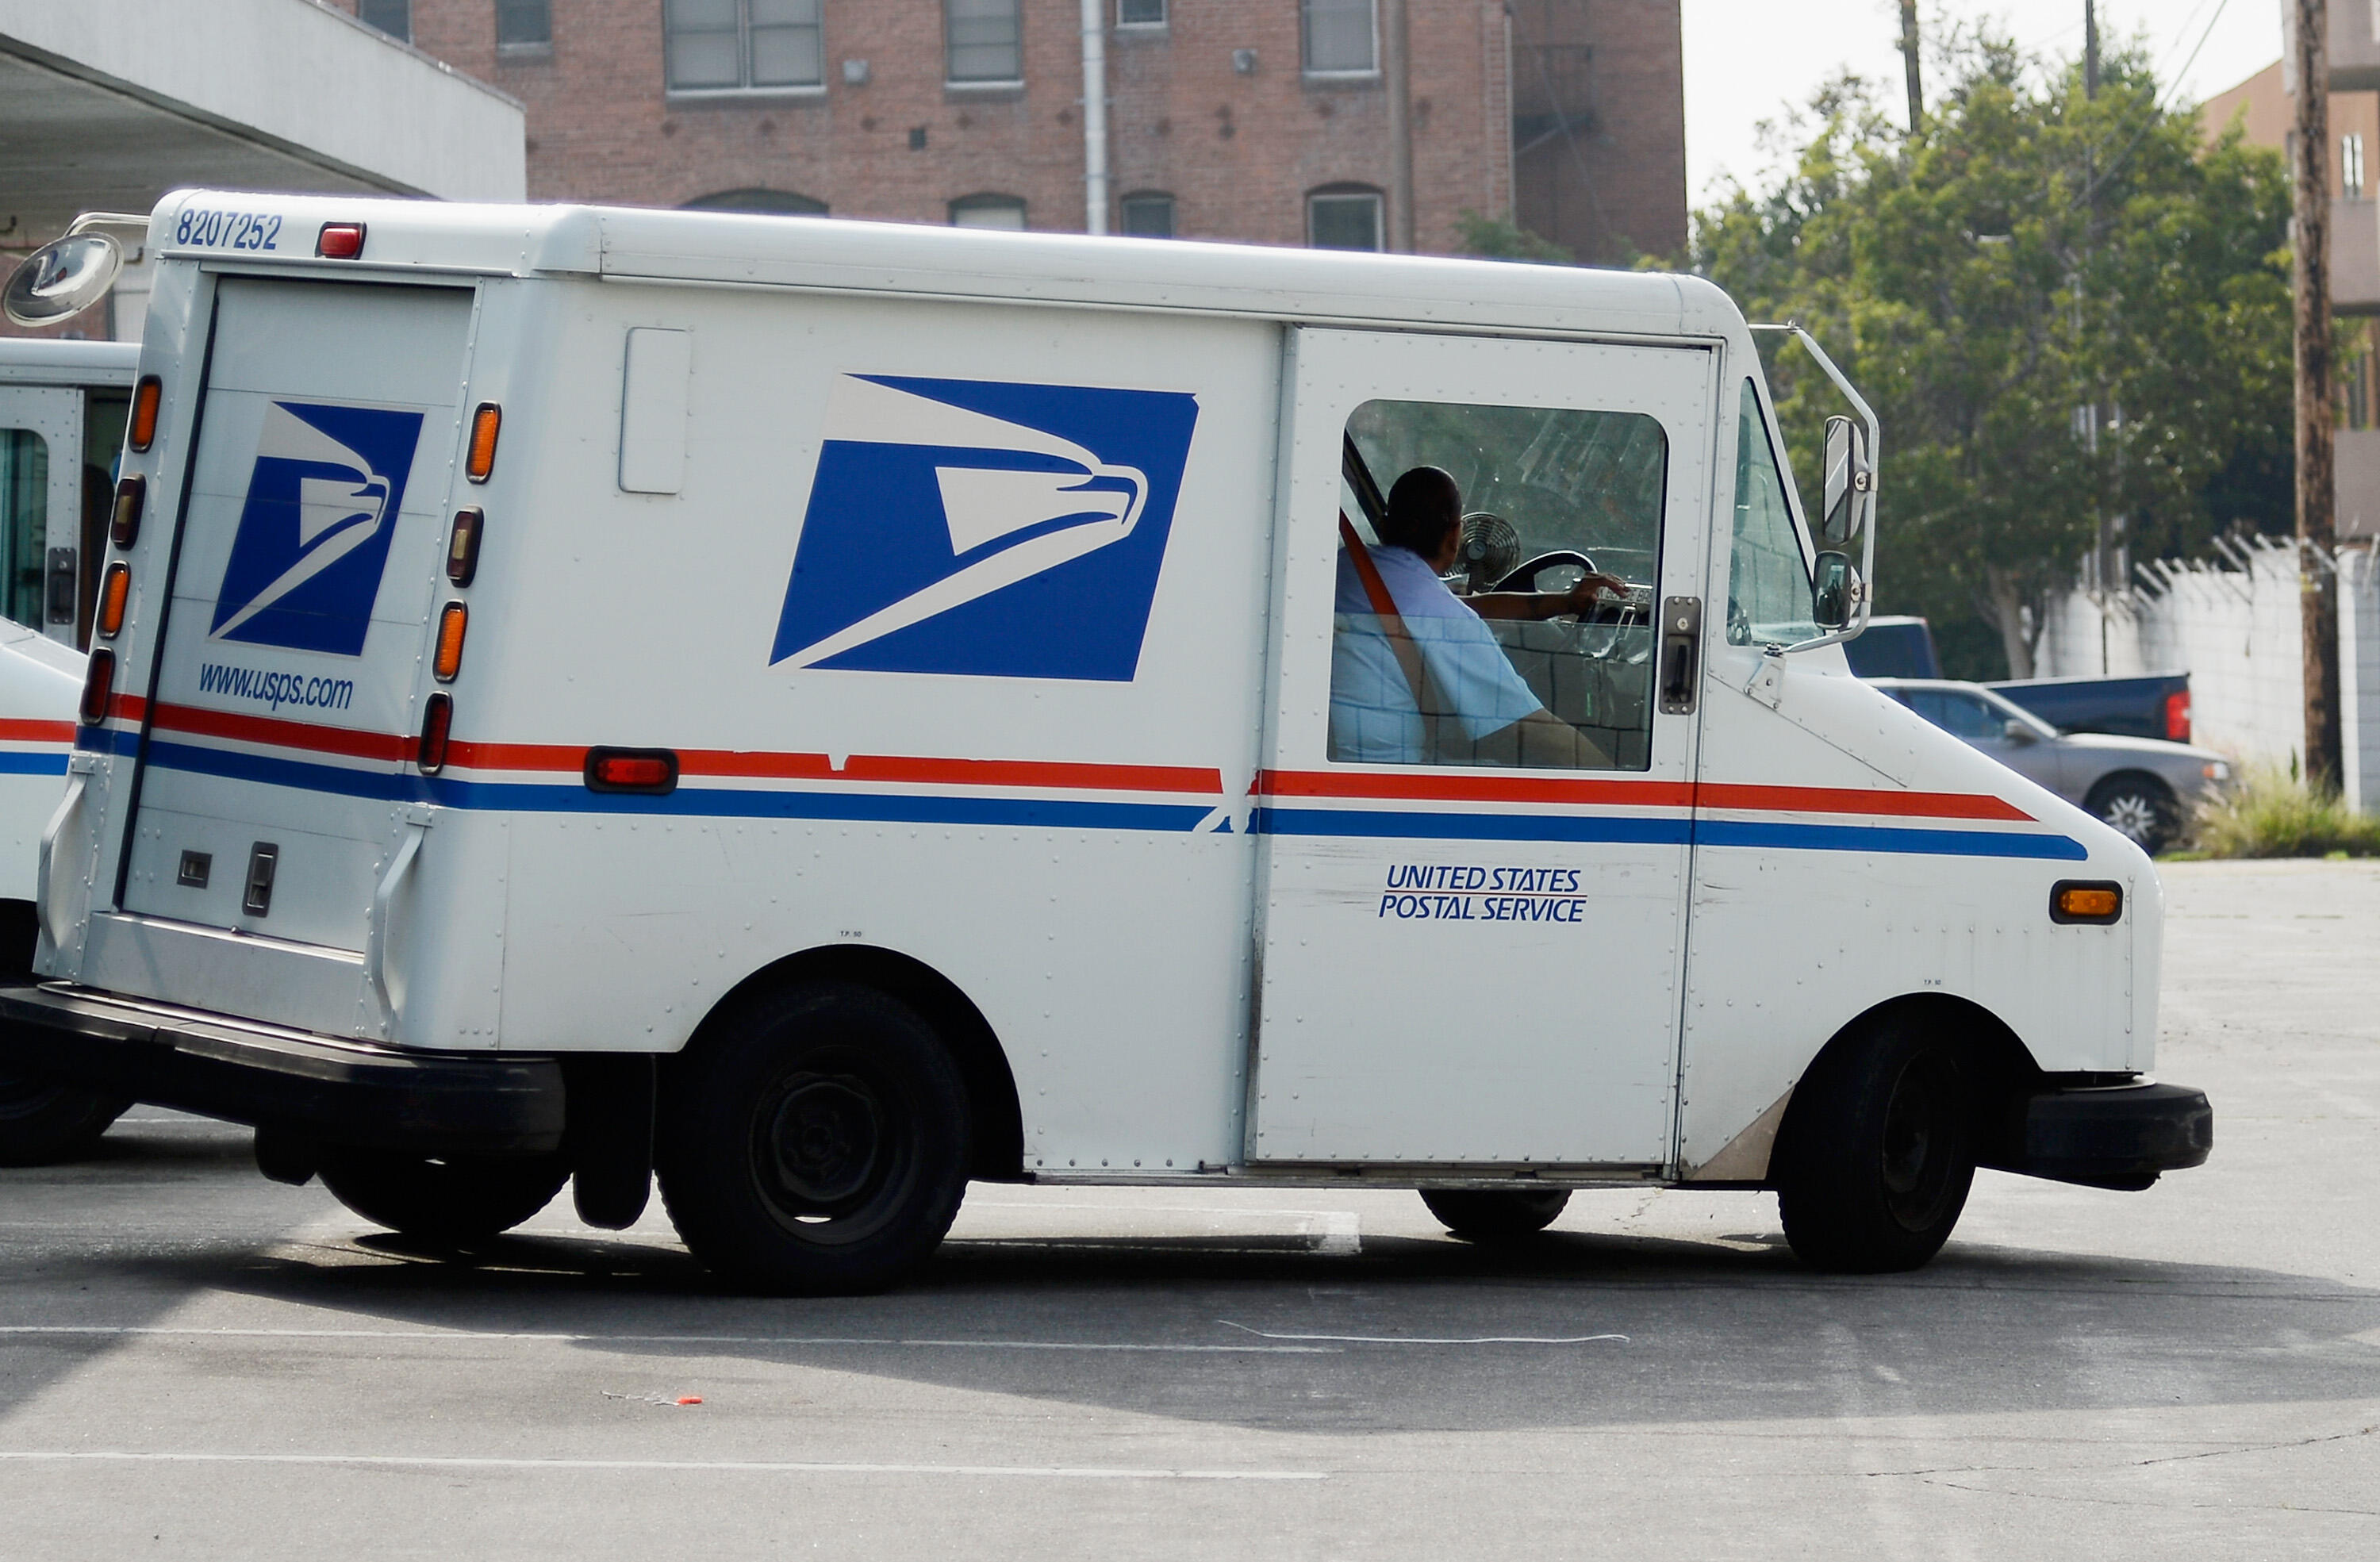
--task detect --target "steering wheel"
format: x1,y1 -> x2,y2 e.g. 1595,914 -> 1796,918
1492,550 -> 1597,593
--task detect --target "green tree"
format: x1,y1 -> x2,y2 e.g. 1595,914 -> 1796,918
1688,36 -> 2293,678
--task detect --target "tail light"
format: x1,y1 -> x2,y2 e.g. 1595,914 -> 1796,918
2163,689 -> 2191,743
129,375 -> 162,451
432,601 -> 467,681
79,650 -> 116,727
465,404 -> 501,482
585,747 -> 678,795
417,693 -> 452,773
316,223 -> 367,259
110,475 -> 145,549
98,562 -> 131,638
445,508 -> 484,585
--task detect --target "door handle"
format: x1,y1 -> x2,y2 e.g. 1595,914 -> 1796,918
1659,597 -> 1702,716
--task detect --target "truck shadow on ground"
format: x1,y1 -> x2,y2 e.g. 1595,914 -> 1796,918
162,1221 -> 2380,1436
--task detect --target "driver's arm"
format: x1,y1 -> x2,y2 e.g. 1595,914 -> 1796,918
1464,574 -> 1626,621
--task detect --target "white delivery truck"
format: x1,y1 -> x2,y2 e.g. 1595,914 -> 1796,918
0,335 -> 129,1161
0,191 -> 2209,1289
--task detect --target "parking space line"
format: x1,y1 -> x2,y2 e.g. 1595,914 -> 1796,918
0,1450 -> 1325,1481
0,1326 -> 1335,1354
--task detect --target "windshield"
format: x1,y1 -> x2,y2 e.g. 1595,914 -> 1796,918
1725,380 -> 1816,648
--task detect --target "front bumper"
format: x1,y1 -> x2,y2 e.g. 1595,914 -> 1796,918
0,983 -> 563,1157
1991,1079 -> 2213,1190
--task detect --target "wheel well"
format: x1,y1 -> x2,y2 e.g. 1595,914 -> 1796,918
1776,993 -> 2046,1177
2085,769 -> 2175,810
690,945 -> 1026,1183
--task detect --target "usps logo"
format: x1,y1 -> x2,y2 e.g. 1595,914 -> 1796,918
209,401 -> 425,657
770,374 -> 1200,680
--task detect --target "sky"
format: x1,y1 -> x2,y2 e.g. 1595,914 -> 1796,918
1679,0 -> 2285,208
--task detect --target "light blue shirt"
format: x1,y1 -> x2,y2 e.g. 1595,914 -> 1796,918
1329,545 -> 1542,764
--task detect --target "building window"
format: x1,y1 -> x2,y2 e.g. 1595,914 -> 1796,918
357,0 -> 412,44
666,0 -> 823,93
682,188 -> 828,215
950,194 -> 1027,229
1117,0 -> 1166,25
1120,192 -> 1176,238
1307,186 -> 1384,250
2347,132 -> 2368,200
496,0 -> 551,50
946,0 -> 1023,85
1301,0 -> 1376,75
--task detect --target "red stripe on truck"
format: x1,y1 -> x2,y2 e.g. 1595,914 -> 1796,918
1257,769 -> 2033,822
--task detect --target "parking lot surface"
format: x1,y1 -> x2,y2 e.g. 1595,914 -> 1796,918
4,860 -> 2377,1557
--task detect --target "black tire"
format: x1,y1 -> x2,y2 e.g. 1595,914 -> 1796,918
320,1149 -> 570,1244
655,981 -> 971,1295
2086,772 -> 2178,854
1774,1019 -> 1978,1273
1420,1188 -> 1571,1242
0,1075 -> 132,1167
0,900 -> 129,1166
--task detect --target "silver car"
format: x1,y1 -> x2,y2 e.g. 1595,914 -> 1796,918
1868,678 -> 2233,853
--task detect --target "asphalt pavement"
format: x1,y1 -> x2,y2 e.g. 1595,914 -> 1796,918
3,860 -> 2376,1557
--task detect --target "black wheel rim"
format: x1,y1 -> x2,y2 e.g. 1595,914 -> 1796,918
748,1052 -> 916,1242
1878,1052 -> 1961,1231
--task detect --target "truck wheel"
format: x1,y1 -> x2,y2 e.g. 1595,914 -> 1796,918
0,1075 -> 132,1167
655,981 -> 970,1295
1421,1188 -> 1570,1242
1774,1019 -> 1977,1273
320,1149 -> 570,1244
2086,773 -> 2178,854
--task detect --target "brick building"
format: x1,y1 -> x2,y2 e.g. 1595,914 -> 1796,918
340,0 -> 1682,261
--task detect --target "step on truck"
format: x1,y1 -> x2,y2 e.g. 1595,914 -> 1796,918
0,191 -> 2210,1288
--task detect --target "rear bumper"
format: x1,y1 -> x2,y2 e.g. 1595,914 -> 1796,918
1994,1080 -> 2213,1190
0,983 -> 563,1157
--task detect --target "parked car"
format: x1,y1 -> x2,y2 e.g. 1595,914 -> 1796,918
1868,679 -> 2230,853
1987,672 -> 2193,744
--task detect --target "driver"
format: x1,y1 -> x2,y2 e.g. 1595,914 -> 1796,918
1330,466 -> 1623,768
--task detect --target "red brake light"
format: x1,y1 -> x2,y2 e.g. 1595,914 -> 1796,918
316,223 -> 367,259
2163,689 -> 2190,743
584,747 -> 679,795
79,650 -> 116,727
417,693 -> 452,774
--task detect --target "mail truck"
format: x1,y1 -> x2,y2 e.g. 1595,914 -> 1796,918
0,192 -> 2210,1288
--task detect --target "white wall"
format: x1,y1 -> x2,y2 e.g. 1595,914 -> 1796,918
2040,538 -> 2380,810
0,0 -> 524,202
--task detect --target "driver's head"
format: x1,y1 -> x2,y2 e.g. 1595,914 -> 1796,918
1380,466 -> 1461,556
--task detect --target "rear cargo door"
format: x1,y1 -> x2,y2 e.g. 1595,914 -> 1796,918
118,278 -> 473,950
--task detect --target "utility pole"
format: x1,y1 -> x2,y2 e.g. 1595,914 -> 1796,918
1897,0 -> 1924,134
1384,0 -> 1415,252
2292,0 -> 2345,785
2084,0 -> 2099,98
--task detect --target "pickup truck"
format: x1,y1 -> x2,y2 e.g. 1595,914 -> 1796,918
1841,616 -> 2193,744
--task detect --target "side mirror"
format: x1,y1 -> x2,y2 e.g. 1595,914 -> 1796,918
2002,719 -> 2039,745
1812,550 -> 1858,630
2,232 -> 125,328
1821,414 -> 1871,547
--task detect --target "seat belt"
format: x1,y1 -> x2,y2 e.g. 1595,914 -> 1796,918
1338,515 -> 1451,751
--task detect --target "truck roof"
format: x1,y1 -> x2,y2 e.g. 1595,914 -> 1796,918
0,337 -> 140,388
144,188 -> 1747,345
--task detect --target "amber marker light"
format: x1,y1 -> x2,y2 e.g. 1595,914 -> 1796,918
129,376 -> 162,451
110,475 -> 145,550
98,562 -> 131,638
432,601 -> 468,681
464,404 -> 501,482
2050,881 -> 2123,925
79,651 -> 116,727
417,693 -> 452,774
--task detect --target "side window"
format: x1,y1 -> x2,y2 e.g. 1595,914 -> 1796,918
1905,689 -> 2000,740
1726,379 -> 1814,648
1329,399 -> 1666,771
